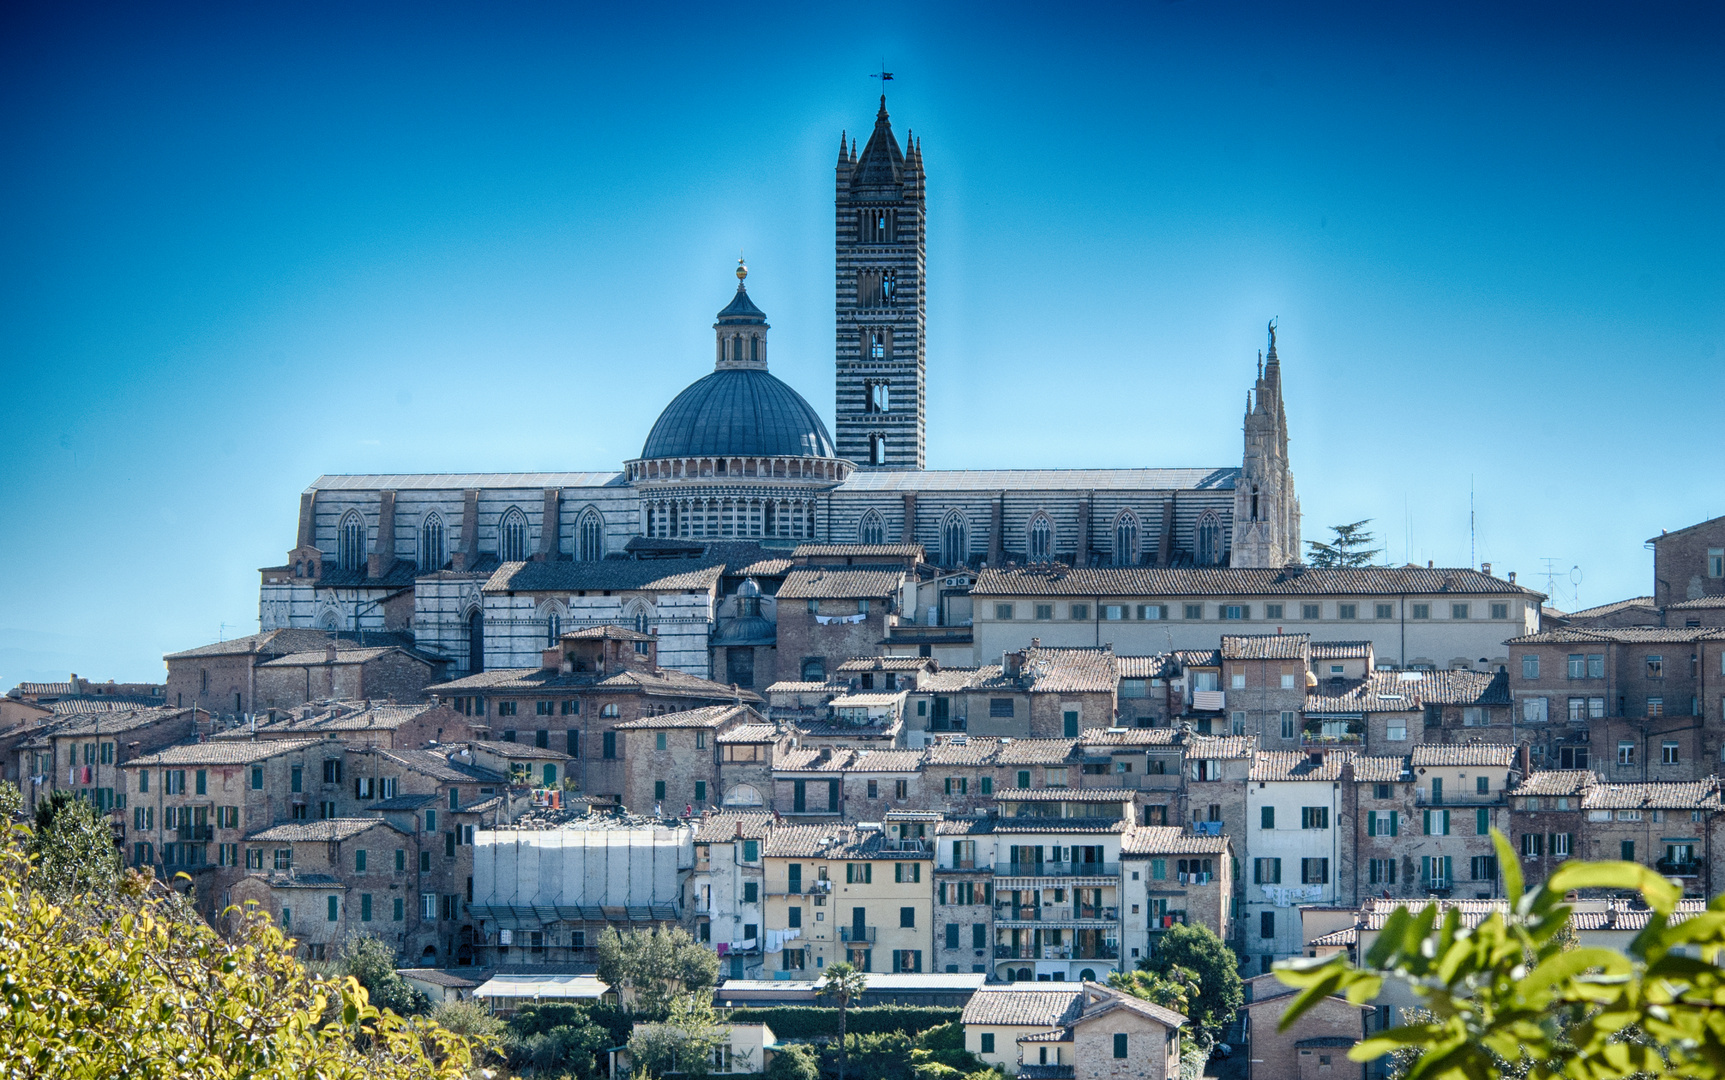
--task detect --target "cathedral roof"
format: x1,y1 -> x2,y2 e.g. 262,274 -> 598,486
851,96 -> 905,189
716,284 -> 767,324
641,368 -> 836,460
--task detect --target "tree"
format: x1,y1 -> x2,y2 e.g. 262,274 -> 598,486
504,1001 -> 612,1079
626,992 -> 729,1079
0,779 -> 23,821
330,932 -> 430,1015
1108,965 -> 1200,1018
1135,922 -> 1241,1038
820,961 -> 870,1080
598,926 -> 720,1017
26,787 -> 120,901
1306,519 -> 1382,568
765,1043 -> 821,1080
0,831 -> 483,1078
907,1022 -> 999,1080
1275,829 -> 1725,1080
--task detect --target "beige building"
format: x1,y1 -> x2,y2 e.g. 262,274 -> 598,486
1117,826 -> 1233,968
760,821 -> 934,975
961,983 -> 1186,1080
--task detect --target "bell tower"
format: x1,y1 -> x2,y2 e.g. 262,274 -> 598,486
834,95 -> 926,469
1232,321 -> 1302,567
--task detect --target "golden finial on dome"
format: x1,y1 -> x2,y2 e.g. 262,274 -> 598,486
736,253 -> 748,282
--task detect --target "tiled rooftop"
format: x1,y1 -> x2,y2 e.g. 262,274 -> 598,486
777,568 -> 906,600
973,565 -> 1540,599
1221,633 -> 1310,660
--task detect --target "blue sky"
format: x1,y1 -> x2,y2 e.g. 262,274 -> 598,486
2,1 -> 1720,683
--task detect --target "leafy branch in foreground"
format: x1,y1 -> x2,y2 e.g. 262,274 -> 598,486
1274,827 -> 1725,1080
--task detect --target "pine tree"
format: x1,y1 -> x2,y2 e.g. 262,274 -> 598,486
1306,519 -> 1382,568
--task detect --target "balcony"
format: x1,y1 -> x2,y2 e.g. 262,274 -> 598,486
1657,857 -> 1705,878
1301,721 -> 1364,748
997,861 -> 1120,880
993,906 -> 1120,923
1147,911 -> 1189,930
938,861 -> 993,874
1423,879 -> 1452,895
881,838 -> 930,853
839,926 -> 878,943
1415,789 -> 1504,807
175,825 -> 213,842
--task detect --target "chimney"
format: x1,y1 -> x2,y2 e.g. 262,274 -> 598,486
735,819 -> 744,840
1508,571 -> 1516,584
1481,562 -> 1492,577
325,644 -> 338,664
817,747 -> 833,763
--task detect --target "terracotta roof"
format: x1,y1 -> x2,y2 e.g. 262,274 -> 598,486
1310,641 -> 1373,660
762,824 -> 910,860
1360,898 -> 1506,931
39,707 -> 197,739
1568,898 -> 1707,930
1250,750 -> 1349,782
1120,826 -> 1230,855
431,664 -> 758,703
846,750 -> 926,772
995,739 -> 1081,765
973,565 -> 1541,599
1566,597 -> 1659,619
936,817 -> 998,835
916,668 -> 993,692
396,968 -> 480,989
1076,989 -> 1187,1030
1415,669 -> 1512,707
1509,771 -> 1596,797
565,624 -> 654,641
1350,755 -> 1411,783
248,703 -> 440,736
693,811 -> 775,842
827,692 -> 908,708
991,818 -> 1130,835
775,748 -> 858,772
483,559 -> 724,595
1507,627 -> 1720,644
1171,649 -> 1221,669
717,724 -> 781,744
163,629 -> 346,661
246,818 -> 400,843
366,747 -> 509,784
1410,743 -> 1516,768
777,568 -> 905,600
765,681 -> 834,694
925,738 -> 1003,765
1117,655 -> 1176,679
126,737 -> 325,767
1016,647 -> 1118,694
370,793 -> 439,811
613,704 -> 754,730
1668,596 -> 1725,610
996,788 -> 1135,803
1017,1029 -> 1072,1044
1080,728 -> 1181,747
1307,926 -> 1357,947
1581,780 -> 1720,811
1188,735 -> 1257,760
793,543 -> 925,558
1221,634 -> 1310,660
1305,674 -> 1422,714
961,988 -> 1086,1028
600,669 -> 763,703
482,742 -> 568,760
256,646 -> 422,668
837,656 -> 938,672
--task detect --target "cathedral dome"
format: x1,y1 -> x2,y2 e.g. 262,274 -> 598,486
641,369 -> 835,459
638,270 -> 837,461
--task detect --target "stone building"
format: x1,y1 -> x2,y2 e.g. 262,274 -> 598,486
1243,752 -> 1352,972
761,821 -> 935,975
1220,634 -> 1311,752
1651,514 -> 1725,611
1239,972 -> 1368,1080
19,705 -> 202,815
689,811 -> 775,980
1117,826 -> 1234,969
252,645 -> 439,709
1503,769 -> 1592,892
163,629 -> 420,717
614,703 -> 758,816
960,983 -> 1186,1080
233,700 -> 470,749
774,565 -> 912,685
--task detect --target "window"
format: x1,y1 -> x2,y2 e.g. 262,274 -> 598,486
1070,604 -> 1089,620
980,1034 -> 995,1055
1231,711 -> 1246,735
989,699 -> 1015,718
1253,858 -> 1281,884
742,839 -> 759,862
800,658 -> 825,682
1711,549 -> 1725,578
1028,515 -> 1052,562
1423,809 -> 1450,836
1412,603 -> 1431,619
1260,911 -> 1275,939
1588,655 -> 1605,678
980,777 -> 992,795
165,770 -> 184,795
1551,833 -> 1571,857
1451,603 -> 1469,620
1491,602 -> 1509,620
338,510 -> 365,571
1196,513 -> 1221,566
1648,697 -> 1665,718
1647,654 -> 1664,679
655,732 -> 667,751
1113,513 -> 1139,566
1034,604 -> 1053,620
1522,697 -> 1548,723
1017,770 -> 1030,789
577,510 -> 605,562
1568,654 -> 1585,679
1301,806 -> 1329,830
1301,603 -> 1321,620
1260,806 -> 1275,830
1618,741 -> 1636,766
1300,858 -> 1329,884
742,882 -> 758,903
857,510 -> 885,545
499,508 -> 529,562
1521,832 -> 1544,858
603,733 -> 617,759
393,897 -> 404,922
1280,712 -> 1296,739
420,512 -> 445,570
1663,742 -> 1680,765
1139,604 -> 1166,620
1338,603 -> 1357,620
422,894 -> 437,919
326,896 -> 339,922
654,780 -> 666,801
1222,604 -> 1247,620
1376,603 -> 1395,619
1621,840 -> 1636,862
1522,655 -> 1540,679
1471,855 -> 1499,881
1114,1034 -> 1129,1059
1368,858 -> 1397,884
900,907 -> 916,928
395,848 -> 405,872
1184,604 -> 1204,620
1280,673 -> 1296,689
942,512 -> 968,567
1366,810 -> 1398,836
845,863 -> 872,883
994,604 -> 1014,621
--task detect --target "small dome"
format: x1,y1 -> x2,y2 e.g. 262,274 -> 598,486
737,577 -> 762,598
641,369 -> 836,459
714,614 -> 775,646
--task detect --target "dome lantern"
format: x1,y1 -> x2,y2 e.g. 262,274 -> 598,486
715,258 -> 769,372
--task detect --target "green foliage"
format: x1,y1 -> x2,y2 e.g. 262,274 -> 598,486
329,932 -> 430,1015
1109,965 -> 1200,1017
428,997 -> 504,1041
1275,828 -> 1725,1080
1306,519 -> 1382,568
908,1023 -> 998,1080
820,962 -> 870,1080
598,926 -> 720,1016
25,788 -> 120,901
0,829 -> 482,1078
0,779 -> 24,821
722,1005 -> 962,1040
628,992 -> 730,1080
1136,921 -> 1241,1036
765,1043 -> 821,1080
504,1001 -> 619,1079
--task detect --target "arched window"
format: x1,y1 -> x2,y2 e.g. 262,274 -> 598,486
625,600 -> 653,636
578,510 -> 604,562
1114,512 -> 1140,567
941,511 -> 969,568
1028,514 -> 1053,562
338,511 -> 365,571
467,608 -> 484,674
499,508 -> 529,563
1250,486 -> 1260,521
859,510 -> 885,546
546,611 -> 561,646
749,335 -> 759,361
1196,512 -> 1222,566
420,512 -> 445,571
868,435 -> 886,466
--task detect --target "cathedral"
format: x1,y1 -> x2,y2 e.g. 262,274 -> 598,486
258,95 -> 1300,679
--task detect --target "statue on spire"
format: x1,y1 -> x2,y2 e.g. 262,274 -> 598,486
1267,317 -> 1277,353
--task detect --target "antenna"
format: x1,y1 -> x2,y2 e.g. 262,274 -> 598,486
1469,476 -> 1476,569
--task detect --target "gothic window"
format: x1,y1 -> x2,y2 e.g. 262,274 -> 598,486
870,331 -> 889,360
1196,512 -> 1222,567
1028,514 -> 1053,562
1114,512 -> 1140,567
467,608 -> 484,674
859,510 -> 885,546
868,435 -> 886,466
420,512 -> 445,571
882,268 -> 896,300
545,611 -> 562,647
499,508 -> 529,563
624,600 -> 653,636
867,380 -> 889,412
860,208 -> 894,243
1250,486 -> 1260,521
338,511 -> 365,571
578,510 -> 604,562
942,511 -> 969,568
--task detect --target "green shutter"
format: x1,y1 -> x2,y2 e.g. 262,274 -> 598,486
1423,810 -> 1431,835
1476,808 -> 1489,835
1367,813 -> 1377,837
1389,811 -> 1399,837
1442,810 -> 1451,835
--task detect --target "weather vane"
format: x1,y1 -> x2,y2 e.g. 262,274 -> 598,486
870,63 -> 893,91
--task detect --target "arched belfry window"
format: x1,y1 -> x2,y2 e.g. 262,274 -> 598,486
1196,512 -> 1222,567
338,511 -> 365,571
868,435 -> 886,466
499,508 -> 529,563
539,601 -> 564,647
420,512 -> 445,571
578,510 -> 604,562
1114,512 -> 1140,567
1028,514 -> 1053,562
749,335 -> 759,362
859,510 -> 885,546
941,511 -> 969,568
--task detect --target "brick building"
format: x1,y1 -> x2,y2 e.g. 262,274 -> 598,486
252,645 -> 439,708
614,703 -> 758,815
19,705 -> 202,815
164,629 -> 420,718
1220,634 -> 1312,752
1239,973 -> 1368,1080
1650,514 -> 1725,611
775,566 -> 910,684
234,700 -> 472,749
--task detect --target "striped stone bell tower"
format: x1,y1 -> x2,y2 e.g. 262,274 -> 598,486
834,95 -> 926,470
